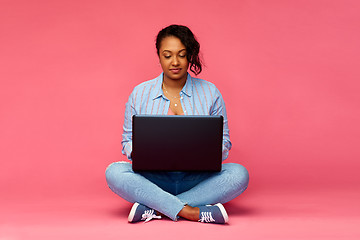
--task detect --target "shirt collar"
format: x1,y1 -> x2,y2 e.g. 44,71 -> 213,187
182,73 -> 192,97
152,73 -> 193,100
152,74 -> 164,100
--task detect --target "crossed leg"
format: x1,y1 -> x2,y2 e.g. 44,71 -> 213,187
105,161 -> 249,221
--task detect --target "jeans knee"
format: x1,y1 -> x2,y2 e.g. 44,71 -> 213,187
105,161 -> 132,185
223,163 -> 249,187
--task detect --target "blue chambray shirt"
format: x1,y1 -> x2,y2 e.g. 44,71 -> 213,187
122,73 -> 232,161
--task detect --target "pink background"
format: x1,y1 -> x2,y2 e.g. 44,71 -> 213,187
1,0 -> 360,239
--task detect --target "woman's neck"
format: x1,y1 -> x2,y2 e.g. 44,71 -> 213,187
162,75 -> 187,91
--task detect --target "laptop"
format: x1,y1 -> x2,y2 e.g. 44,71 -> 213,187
131,115 -> 223,172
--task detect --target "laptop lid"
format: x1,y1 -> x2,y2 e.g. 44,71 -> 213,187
132,115 -> 223,172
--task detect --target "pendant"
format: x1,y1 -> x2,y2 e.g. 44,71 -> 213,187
174,103 -> 178,107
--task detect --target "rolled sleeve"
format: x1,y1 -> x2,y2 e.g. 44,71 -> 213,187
121,91 -> 136,160
122,141 -> 133,160
211,88 -> 232,161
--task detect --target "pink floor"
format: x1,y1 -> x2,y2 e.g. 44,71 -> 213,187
1,185 -> 359,240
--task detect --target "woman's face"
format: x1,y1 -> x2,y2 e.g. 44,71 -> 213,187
159,36 -> 189,82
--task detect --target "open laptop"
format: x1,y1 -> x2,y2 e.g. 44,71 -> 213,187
132,115 -> 223,172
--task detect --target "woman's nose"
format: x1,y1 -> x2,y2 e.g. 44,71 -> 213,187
172,56 -> 179,66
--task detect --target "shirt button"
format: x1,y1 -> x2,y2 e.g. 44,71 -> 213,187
180,97 -> 183,100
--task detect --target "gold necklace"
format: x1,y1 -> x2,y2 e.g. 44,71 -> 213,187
162,83 -> 181,98
162,83 -> 181,107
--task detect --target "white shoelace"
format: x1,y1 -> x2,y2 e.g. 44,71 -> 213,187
141,209 -> 161,223
199,212 -> 215,223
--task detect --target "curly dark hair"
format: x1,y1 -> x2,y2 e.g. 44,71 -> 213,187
156,25 -> 202,75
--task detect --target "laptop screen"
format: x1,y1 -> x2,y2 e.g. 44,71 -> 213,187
132,115 -> 223,172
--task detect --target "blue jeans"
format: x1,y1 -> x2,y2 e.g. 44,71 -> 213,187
105,162 -> 249,221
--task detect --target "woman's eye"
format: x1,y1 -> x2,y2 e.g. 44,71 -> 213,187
164,55 -> 171,59
179,55 -> 186,58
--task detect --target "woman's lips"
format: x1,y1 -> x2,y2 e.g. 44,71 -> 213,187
170,68 -> 181,74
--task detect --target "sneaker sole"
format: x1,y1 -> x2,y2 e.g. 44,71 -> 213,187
128,202 -> 140,222
215,203 -> 229,223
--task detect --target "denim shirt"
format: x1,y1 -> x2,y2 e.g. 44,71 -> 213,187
122,73 -> 232,161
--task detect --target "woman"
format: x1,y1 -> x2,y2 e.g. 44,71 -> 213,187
105,25 -> 249,224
